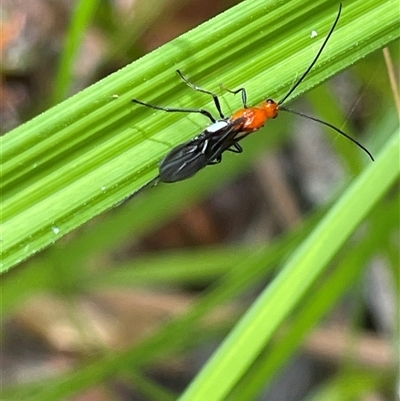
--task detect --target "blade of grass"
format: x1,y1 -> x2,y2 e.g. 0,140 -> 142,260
52,0 -> 101,104
2,0 -> 398,272
229,197 -> 398,400
305,369 -> 393,401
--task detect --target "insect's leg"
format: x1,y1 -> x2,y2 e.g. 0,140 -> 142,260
132,99 -> 216,123
227,142 -> 242,153
221,85 -> 248,108
176,70 -> 225,120
207,155 -> 222,165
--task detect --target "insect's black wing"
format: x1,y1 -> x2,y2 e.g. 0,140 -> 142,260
159,136 -> 210,183
159,122 -> 243,183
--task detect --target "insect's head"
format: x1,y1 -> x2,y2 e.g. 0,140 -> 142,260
261,98 -> 279,119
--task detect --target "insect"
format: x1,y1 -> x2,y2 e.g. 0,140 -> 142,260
132,3 -> 373,183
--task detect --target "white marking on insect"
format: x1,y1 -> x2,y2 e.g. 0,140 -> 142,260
206,120 -> 229,133
201,138 -> 209,153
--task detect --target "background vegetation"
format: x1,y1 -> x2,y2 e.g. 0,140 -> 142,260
1,0 -> 399,400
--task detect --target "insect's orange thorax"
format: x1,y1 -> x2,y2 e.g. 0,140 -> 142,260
230,99 -> 279,132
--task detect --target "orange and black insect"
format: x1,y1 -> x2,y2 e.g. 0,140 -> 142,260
132,3 -> 373,183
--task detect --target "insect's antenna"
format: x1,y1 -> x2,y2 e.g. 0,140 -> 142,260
280,106 -> 374,161
278,3 -> 342,106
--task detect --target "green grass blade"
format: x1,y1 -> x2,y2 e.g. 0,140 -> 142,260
305,370 -> 392,401
230,198 -> 398,400
52,0 -> 101,104
177,128 -> 399,401
2,0 -> 398,272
